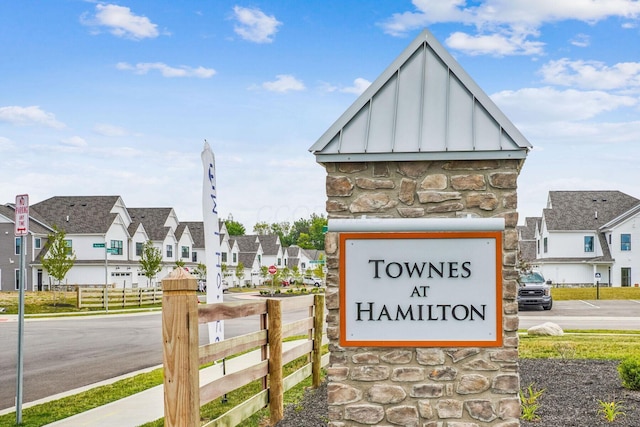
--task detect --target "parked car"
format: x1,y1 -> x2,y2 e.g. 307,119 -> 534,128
518,272 -> 552,310
303,276 -> 322,287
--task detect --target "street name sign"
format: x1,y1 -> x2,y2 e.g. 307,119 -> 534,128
93,243 -> 106,248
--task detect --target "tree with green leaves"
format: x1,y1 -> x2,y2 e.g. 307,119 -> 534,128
175,259 -> 185,268
253,222 -> 270,235
225,218 -> 246,236
139,241 -> 163,287
193,263 -> 207,281
41,226 -> 76,296
235,261 -> 245,285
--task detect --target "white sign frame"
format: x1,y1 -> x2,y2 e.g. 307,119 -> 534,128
339,231 -> 503,348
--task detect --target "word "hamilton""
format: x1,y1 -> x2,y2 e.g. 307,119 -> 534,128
356,302 -> 486,322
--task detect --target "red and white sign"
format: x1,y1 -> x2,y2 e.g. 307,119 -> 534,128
14,194 -> 29,237
268,265 -> 277,275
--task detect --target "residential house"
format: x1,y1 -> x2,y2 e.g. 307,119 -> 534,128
0,204 -> 52,291
0,194 -> 313,292
231,235 -> 264,287
520,190 -> 640,287
285,245 -> 325,276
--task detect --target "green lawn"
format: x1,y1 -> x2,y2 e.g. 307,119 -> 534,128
551,286 -> 640,300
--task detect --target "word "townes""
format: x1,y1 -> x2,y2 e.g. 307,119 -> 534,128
368,259 -> 472,279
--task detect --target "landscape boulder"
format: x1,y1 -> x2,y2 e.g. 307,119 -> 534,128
527,322 -> 564,336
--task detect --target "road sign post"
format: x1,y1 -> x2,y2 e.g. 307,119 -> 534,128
14,194 -> 28,425
95,242 -> 109,311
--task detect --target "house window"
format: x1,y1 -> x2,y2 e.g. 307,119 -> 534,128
221,252 -> 227,263
192,252 -> 197,262
166,245 -> 173,258
536,240 -> 540,255
277,257 -> 282,266
621,234 -> 631,251
35,237 -> 41,249
136,242 -> 143,257
621,267 -> 632,287
258,254 -> 261,264
111,240 -> 123,255
232,253 -> 237,263
15,237 -> 21,255
543,237 -> 548,253
64,239 -> 73,255
584,236 -> 594,252
181,246 -> 189,258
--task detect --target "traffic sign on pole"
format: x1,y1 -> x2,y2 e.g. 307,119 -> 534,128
93,243 -> 106,248
14,194 -> 29,237
268,265 -> 277,275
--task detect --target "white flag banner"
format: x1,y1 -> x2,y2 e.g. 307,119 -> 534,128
201,141 -> 224,342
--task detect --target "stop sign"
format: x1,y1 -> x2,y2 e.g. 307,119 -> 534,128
268,265 -> 277,275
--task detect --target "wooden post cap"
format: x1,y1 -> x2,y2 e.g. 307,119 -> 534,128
161,267 -> 198,291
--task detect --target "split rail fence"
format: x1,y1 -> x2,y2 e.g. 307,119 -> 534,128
76,286 -> 162,309
162,269 -> 327,427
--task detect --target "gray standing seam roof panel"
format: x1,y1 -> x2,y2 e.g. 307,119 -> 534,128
309,29 -> 531,162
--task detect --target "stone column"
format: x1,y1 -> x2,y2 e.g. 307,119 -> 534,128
324,159 -> 522,427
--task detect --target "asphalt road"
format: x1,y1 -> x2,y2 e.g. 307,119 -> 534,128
0,298 -> 638,412
0,294 -> 308,412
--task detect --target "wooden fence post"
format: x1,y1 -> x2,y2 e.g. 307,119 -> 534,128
312,294 -> 325,388
267,299 -> 283,425
162,268 -> 200,427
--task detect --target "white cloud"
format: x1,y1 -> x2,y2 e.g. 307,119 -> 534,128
0,136 -> 15,151
60,136 -> 88,148
491,86 -> 637,123
93,123 -> 128,137
262,75 -> 305,92
0,106 -> 65,129
446,31 -> 544,56
232,6 -> 282,43
116,62 -> 216,78
540,58 -> 640,90
81,4 -> 159,40
340,78 -> 372,95
570,33 -> 590,47
381,0 -> 640,56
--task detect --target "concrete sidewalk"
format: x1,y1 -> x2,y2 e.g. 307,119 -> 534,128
42,340 -> 303,427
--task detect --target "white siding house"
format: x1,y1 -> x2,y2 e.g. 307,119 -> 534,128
521,191 -> 640,287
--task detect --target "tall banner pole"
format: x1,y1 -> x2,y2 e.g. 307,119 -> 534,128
201,141 -> 224,342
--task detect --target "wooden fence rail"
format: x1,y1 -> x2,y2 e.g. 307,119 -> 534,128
76,286 -> 162,309
162,268 -> 326,427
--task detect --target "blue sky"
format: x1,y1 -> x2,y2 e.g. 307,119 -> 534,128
2,1 -> 640,229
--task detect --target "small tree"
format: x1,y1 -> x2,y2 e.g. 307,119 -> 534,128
235,261 -> 245,286
193,263 -> 207,281
41,226 -> 76,305
139,241 -> 163,287
175,259 -> 185,269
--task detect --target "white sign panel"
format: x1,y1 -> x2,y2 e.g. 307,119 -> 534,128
14,194 -> 29,237
339,231 -> 502,347
201,142 -> 224,342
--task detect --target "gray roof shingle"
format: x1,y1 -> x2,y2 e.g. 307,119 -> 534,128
31,196 -> 120,234
128,208 -> 173,241
545,191 -> 640,231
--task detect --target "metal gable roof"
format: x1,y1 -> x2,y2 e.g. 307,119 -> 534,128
309,28 -> 531,162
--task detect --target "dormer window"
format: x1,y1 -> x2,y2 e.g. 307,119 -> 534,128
584,236 -> 594,253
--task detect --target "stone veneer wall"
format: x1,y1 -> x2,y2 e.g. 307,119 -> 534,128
323,159 -> 523,427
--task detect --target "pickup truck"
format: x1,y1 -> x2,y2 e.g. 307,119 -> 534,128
518,271 -> 553,310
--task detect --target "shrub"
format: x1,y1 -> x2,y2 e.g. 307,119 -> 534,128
618,356 -> 640,390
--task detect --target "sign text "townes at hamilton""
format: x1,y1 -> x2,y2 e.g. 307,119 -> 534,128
339,231 -> 503,348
